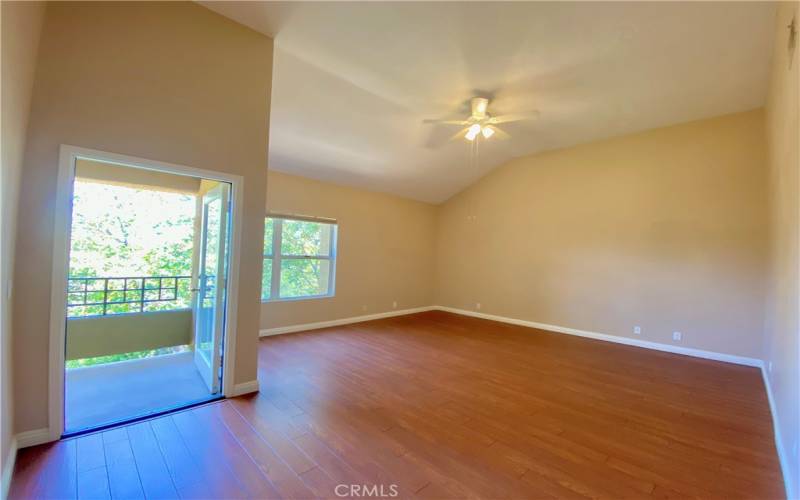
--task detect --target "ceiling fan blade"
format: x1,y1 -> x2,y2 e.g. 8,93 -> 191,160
422,118 -> 469,125
488,125 -> 511,140
488,110 -> 540,124
424,126 -> 470,149
448,127 -> 471,142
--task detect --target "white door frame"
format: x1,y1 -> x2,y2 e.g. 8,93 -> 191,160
48,144 -> 245,440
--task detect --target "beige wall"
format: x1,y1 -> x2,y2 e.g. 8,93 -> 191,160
0,0 -> 45,483
13,1 -> 272,434
435,110 -> 768,359
764,2 -> 800,497
261,171 -> 437,330
66,310 -> 192,361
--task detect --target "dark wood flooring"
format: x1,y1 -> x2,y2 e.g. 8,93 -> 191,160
9,311 -> 784,499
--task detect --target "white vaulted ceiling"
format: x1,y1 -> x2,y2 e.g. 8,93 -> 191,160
202,1 -> 776,203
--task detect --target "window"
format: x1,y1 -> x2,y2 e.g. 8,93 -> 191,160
262,216 -> 337,301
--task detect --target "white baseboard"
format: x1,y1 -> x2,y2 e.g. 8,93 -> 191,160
435,306 -> 763,367
761,367 -> 795,500
259,306 -> 436,337
2,436 -> 18,500
229,380 -> 260,398
15,428 -> 51,449
259,304 -> 762,367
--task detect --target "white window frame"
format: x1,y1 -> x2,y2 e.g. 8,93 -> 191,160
262,215 -> 337,302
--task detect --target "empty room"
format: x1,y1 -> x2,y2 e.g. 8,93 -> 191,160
1,1 -> 798,499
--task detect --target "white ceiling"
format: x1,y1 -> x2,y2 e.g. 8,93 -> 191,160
202,1 -> 776,203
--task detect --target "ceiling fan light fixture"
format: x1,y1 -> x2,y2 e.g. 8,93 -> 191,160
425,95 -> 536,147
465,124 -> 481,141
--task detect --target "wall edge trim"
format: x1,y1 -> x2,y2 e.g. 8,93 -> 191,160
258,306 -> 437,337
761,367 -> 795,500
2,436 -> 18,499
15,428 -> 51,449
230,380 -> 260,398
435,306 -> 764,366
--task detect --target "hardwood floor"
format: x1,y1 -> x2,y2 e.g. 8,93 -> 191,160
9,311 -> 784,499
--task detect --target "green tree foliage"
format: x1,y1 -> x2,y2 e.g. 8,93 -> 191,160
65,345 -> 189,369
262,218 -> 334,299
68,181 -> 196,315
143,217 -> 195,276
66,181 -> 198,365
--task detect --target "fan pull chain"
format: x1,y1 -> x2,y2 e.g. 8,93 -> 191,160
467,134 -> 480,223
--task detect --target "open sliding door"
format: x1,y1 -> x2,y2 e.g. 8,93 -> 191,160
193,182 -> 230,393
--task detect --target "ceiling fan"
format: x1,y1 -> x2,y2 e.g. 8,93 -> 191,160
424,97 -> 539,143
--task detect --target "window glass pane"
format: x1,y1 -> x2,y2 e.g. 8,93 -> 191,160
261,257 -> 272,300
264,218 -> 274,255
279,259 -> 331,298
281,220 -> 333,256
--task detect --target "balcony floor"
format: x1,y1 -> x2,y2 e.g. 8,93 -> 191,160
65,351 -> 214,433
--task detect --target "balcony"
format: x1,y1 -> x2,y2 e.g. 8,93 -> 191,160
64,275 -> 215,433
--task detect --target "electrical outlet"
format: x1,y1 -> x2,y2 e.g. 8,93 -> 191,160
633,326 -> 641,335
768,361 -> 773,373
392,301 -> 397,309
362,305 -> 368,312
672,331 -> 682,342
476,303 -> 481,310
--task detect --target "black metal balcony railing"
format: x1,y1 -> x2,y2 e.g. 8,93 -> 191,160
67,275 -> 193,318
